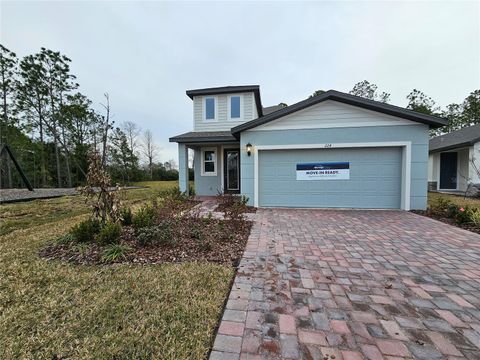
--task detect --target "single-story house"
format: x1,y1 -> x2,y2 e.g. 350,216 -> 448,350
170,86 -> 447,210
428,124 -> 480,193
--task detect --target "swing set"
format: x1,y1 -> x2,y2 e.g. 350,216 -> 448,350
0,144 -> 33,191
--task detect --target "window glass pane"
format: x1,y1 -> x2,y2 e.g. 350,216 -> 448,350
227,151 -> 239,190
205,98 -> 215,119
204,151 -> 214,161
204,161 -> 215,173
231,96 -> 240,118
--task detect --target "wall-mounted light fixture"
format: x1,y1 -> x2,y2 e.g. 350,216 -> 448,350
246,142 -> 252,156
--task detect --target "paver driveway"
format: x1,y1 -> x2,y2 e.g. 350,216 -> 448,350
210,209 -> 480,360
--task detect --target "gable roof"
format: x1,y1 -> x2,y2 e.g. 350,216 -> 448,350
186,85 -> 263,117
429,124 -> 480,153
231,90 -> 447,137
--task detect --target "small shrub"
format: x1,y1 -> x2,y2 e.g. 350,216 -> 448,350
70,218 -> 101,243
197,238 -> 212,252
470,209 -> 480,227
56,233 -> 75,245
158,220 -> 176,246
443,204 -> 471,224
136,226 -> 158,246
159,186 -> 189,202
429,197 -> 453,216
202,212 -> 214,225
102,244 -> 132,263
73,243 -> 91,256
190,224 -> 204,240
98,222 -> 122,245
120,207 -> 133,226
454,206 -> 472,224
136,220 -> 176,246
132,206 -> 156,230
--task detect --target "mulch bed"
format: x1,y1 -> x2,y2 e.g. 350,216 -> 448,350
40,216 -> 252,266
411,210 -> 480,235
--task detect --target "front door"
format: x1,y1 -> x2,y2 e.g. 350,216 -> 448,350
440,152 -> 457,189
224,149 -> 240,194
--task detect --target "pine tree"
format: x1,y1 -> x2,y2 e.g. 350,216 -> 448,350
17,54 -> 50,186
0,44 -> 18,188
39,48 -> 78,187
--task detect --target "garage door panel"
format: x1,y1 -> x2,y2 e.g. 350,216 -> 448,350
355,163 -> 398,176
258,147 -> 402,208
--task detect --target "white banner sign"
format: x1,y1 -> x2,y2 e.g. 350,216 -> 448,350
296,162 -> 350,180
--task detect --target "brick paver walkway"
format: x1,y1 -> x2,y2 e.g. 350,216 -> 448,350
210,209 -> 480,360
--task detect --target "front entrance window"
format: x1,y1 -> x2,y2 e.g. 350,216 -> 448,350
224,149 -> 240,193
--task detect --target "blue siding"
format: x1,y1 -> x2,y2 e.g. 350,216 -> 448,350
192,145 -> 223,196
240,124 -> 430,210
178,143 -> 189,194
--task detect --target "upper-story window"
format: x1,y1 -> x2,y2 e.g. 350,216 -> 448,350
204,97 -> 216,121
229,95 -> 242,120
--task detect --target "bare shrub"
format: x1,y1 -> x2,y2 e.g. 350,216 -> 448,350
79,151 -> 123,225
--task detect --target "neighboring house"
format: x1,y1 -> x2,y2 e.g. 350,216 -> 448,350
428,124 -> 480,193
170,86 -> 446,210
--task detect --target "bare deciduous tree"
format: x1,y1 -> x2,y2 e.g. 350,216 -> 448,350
165,158 -> 177,171
99,93 -> 114,166
122,121 -> 140,156
142,129 -> 157,179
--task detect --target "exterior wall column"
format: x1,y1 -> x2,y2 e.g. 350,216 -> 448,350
178,143 -> 189,195
469,144 -> 480,184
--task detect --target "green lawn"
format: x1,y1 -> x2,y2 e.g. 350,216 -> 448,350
428,191 -> 480,209
0,181 -> 181,236
0,181 -> 233,359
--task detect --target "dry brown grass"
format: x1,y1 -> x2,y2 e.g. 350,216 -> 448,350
428,191 -> 480,208
0,182 -> 234,359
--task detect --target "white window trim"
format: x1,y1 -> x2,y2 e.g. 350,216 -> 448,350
252,141 -> 412,210
203,96 -> 218,122
228,94 -> 243,121
201,147 -> 217,176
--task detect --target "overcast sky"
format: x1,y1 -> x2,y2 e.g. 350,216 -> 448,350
1,0 -> 479,163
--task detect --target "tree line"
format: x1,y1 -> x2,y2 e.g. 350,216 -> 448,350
0,44 -> 178,189
2,43 -> 478,189
307,80 -> 479,137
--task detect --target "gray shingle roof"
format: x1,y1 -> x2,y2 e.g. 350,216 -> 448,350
262,105 -> 286,115
169,131 -> 237,143
429,124 -> 480,152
